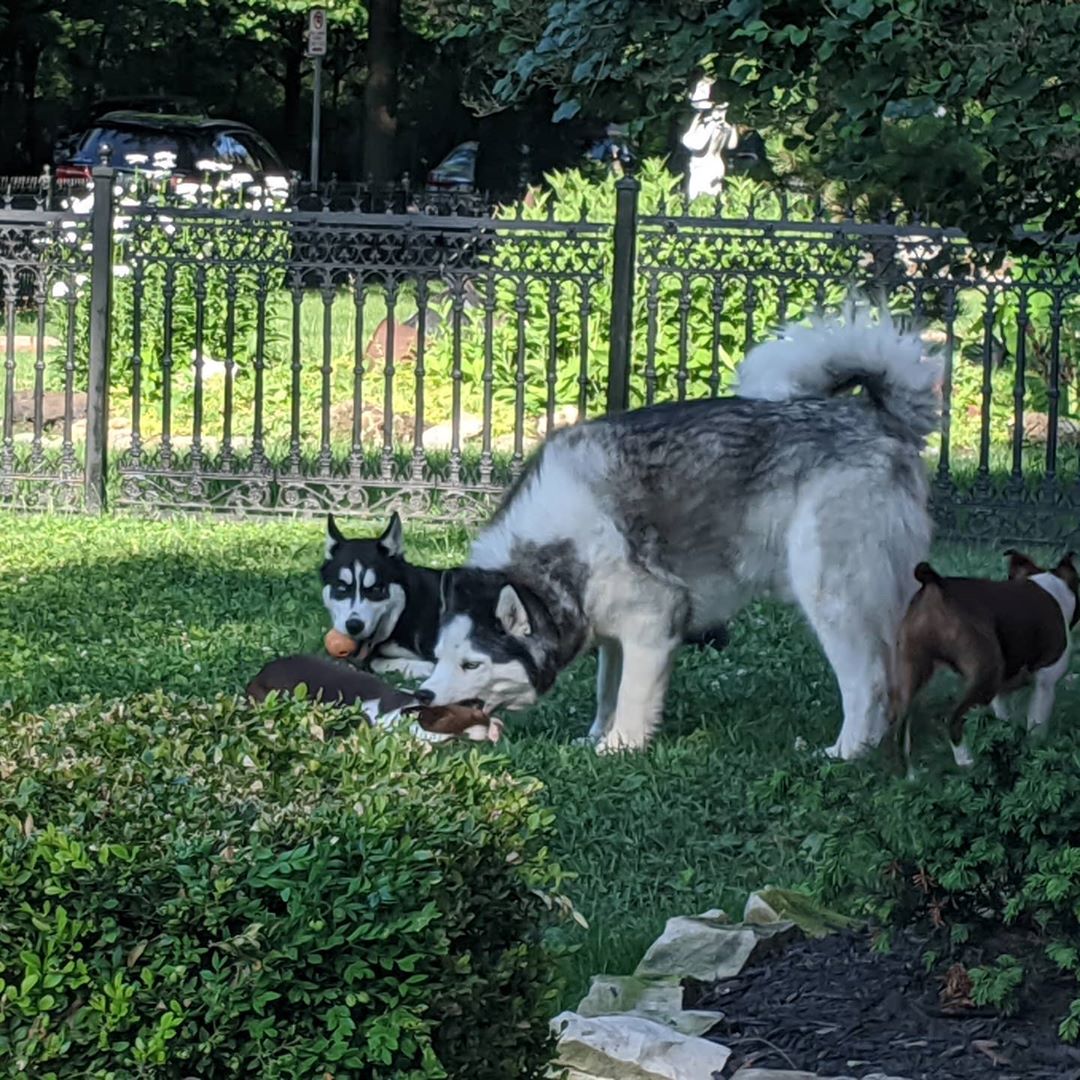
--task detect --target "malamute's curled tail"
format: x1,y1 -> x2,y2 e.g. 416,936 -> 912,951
734,304 -> 942,443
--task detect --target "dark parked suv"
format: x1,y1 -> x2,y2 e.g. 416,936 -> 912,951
54,111 -> 290,185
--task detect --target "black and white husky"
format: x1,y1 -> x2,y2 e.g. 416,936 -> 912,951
322,513 -> 729,680
321,512 -> 442,677
416,308 -> 941,759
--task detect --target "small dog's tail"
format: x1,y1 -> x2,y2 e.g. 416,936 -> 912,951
734,302 -> 941,444
913,561 -> 943,587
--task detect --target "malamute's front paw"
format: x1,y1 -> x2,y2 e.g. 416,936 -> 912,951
821,737 -> 872,762
595,731 -> 647,755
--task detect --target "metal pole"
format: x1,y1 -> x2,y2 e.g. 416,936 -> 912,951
606,176 -> 640,414
310,55 -> 323,187
85,161 -> 115,512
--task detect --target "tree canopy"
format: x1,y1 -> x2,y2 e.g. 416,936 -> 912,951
441,0 -> 1080,241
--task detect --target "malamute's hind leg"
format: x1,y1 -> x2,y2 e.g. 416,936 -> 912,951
788,483 -> 924,761
810,611 -> 892,760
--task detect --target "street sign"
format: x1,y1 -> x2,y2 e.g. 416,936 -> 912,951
307,8 -> 327,57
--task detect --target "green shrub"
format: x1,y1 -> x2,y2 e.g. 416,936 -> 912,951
755,720 -> 1080,1038
0,692 -> 571,1078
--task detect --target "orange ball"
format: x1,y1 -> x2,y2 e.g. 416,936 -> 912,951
324,629 -> 358,659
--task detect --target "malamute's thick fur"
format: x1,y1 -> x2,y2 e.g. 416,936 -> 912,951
417,308 -> 941,758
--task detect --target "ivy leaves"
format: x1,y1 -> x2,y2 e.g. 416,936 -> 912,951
456,0 -> 1080,245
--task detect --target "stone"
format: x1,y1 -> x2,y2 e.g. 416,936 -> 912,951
10,389 -> 88,428
423,412 -> 483,449
535,404 -> 580,438
551,1011 -> 731,1080
577,975 -> 719,1037
634,909 -> 796,984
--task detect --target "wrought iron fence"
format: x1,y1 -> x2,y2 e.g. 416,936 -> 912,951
2,169 -> 1080,545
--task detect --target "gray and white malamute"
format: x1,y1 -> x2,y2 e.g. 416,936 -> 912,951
416,309 -> 941,758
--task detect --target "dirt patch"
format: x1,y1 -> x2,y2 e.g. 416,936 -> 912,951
692,930 -> 1080,1079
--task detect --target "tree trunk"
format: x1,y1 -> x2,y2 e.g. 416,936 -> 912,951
362,0 -> 401,187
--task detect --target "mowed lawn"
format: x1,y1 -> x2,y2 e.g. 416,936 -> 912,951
3,511 -> 1078,1002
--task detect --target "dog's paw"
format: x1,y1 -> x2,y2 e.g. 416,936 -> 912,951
595,732 -> 647,755
951,741 -> 975,768
821,738 -> 871,762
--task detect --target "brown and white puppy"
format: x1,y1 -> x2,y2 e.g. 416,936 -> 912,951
892,550 -> 1079,769
246,654 -> 503,744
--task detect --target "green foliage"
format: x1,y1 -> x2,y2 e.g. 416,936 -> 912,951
0,691 -> 569,1078
425,161 -> 853,415
970,955 -> 1024,1016
52,178 -> 290,401
13,518 -> 1023,1012
452,0 -> 1080,243
757,719 -> 1080,1036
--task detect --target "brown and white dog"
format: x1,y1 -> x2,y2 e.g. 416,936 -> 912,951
892,549 -> 1079,769
246,654 -> 503,744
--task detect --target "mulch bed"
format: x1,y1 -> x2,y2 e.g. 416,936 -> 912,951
690,930 -> 1080,1079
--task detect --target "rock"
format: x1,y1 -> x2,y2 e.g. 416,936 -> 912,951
11,390 -> 88,428
536,404 -> 580,438
634,909 -> 796,983
551,1011 -> 730,1080
328,401 -> 413,444
1022,411 -> 1080,446
423,412 -> 483,449
577,975 -> 719,1037
12,334 -> 62,352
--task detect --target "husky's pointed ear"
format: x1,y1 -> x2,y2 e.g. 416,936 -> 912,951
1003,548 -> 1042,580
325,513 -> 346,559
438,569 -> 455,614
378,511 -> 404,558
496,584 -> 531,639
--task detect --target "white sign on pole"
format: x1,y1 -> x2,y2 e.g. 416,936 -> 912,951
307,8 -> 327,57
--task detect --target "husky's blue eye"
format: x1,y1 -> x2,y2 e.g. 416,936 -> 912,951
461,660 -> 480,671
365,584 -> 389,600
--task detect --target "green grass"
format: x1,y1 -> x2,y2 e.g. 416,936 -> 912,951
2,512 -> 1079,1005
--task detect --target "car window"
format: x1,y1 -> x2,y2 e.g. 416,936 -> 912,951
248,133 -> 285,173
234,132 -> 281,173
212,131 -> 259,174
75,127 -> 183,169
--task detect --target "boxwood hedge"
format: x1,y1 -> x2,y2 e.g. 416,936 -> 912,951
0,691 -> 571,1078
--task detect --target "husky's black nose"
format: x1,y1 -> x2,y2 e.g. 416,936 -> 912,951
345,618 -> 365,637
414,688 -> 435,705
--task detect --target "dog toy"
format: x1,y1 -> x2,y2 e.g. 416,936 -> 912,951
324,628 -> 366,660
246,654 -> 502,744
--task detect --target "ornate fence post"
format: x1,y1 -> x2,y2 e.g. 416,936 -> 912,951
84,163 -> 115,512
606,176 -> 640,414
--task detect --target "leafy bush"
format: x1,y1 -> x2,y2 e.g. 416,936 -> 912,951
0,692 -> 571,1078
425,161 -> 856,420
756,720 -> 1080,1037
